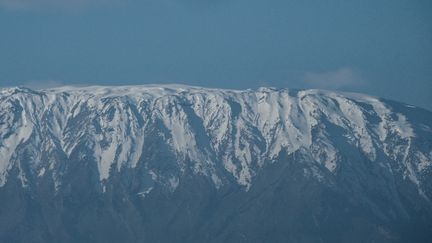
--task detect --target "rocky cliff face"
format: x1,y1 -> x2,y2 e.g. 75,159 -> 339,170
0,85 -> 431,242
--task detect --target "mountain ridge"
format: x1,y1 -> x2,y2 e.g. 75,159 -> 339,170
0,85 -> 429,189
0,85 -> 431,242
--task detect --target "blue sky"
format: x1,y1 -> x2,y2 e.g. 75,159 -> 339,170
0,0 -> 431,110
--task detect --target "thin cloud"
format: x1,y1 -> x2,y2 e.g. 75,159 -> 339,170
303,67 -> 364,90
0,0 -> 115,11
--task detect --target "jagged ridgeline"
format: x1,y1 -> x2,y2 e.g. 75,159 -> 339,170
0,85 -> 431,243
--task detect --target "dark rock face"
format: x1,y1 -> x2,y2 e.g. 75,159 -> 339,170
0,86 -> 431,242
1,152 -> 432,243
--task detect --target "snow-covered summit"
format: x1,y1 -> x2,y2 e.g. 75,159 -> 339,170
0,85 -> 431,197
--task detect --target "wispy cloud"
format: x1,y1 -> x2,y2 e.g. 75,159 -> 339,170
0,0 -> 115,11
303,67 -> 365,90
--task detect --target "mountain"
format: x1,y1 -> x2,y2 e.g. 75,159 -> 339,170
0,85 -> 431,243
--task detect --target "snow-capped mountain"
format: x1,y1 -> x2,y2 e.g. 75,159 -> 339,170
0,85 -> 431,243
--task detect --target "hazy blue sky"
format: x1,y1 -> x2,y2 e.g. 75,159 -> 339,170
0,0 -> 431,110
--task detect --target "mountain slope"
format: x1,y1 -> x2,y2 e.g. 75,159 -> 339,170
0,85 -> 431,242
